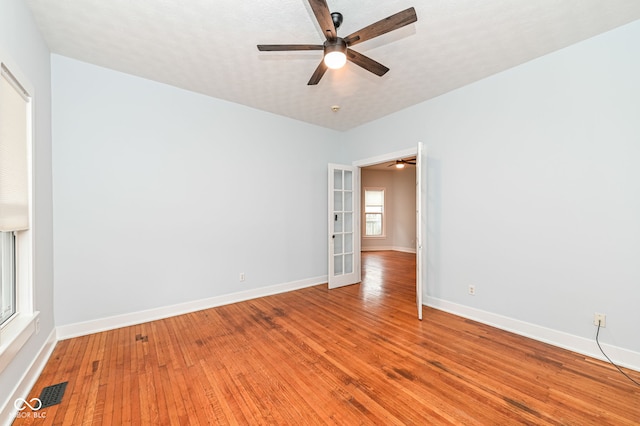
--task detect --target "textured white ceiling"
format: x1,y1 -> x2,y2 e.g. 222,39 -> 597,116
25,0 -> 640,131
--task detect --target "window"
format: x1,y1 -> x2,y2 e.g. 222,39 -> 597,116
0,60 -> 35,371
364,188 -> 385,236
0,232 -> 16,325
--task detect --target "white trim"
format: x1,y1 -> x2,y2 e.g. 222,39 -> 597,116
426,298 -> 640,372
0,311 -> 39,374
57,276 -> 326,340
0,327 -> 56,426
0,64 -> 29,101
353,147 -> 417,168
361,246 -> 416,254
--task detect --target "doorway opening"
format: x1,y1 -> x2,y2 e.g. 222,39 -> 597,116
352,146 -> 423,319
361,158 -> 417,254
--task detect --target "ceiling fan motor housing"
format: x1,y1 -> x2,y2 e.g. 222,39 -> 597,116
324,38 -> 347,53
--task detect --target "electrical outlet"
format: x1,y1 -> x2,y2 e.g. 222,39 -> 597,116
239,272 -> 245,282
593,313 -> 606,327
468,285 -> 476,295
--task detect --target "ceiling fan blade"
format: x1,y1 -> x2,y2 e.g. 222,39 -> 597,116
346,49 -> 389,77
344,7 -> 417,47
308,0 -> 337,41
257,44 -> 323,51
307,60 -> 328,85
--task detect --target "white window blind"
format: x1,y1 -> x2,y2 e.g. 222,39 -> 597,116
0,64 -> 30,232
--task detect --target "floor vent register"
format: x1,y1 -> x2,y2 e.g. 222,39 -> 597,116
38,381 -> 68,408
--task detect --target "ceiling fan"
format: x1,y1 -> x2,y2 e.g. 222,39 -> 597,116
388,158 -> 416,168
257,1 -> 417,85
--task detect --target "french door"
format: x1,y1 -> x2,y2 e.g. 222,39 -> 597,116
416,142 -> 425,320
328,164 -> 360,289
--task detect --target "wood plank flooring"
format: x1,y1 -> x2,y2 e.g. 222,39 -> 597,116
13,251 -> 640,425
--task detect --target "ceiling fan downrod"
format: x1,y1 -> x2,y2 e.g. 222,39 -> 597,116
331,12 -> 343,31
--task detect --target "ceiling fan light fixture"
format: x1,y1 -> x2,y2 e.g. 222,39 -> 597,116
395,162 -> 405,169
323,39 -> 347,69
324,51 -> 346,69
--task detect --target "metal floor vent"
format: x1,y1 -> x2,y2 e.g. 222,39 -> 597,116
38,382 -> 68,408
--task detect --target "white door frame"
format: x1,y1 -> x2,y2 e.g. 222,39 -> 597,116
353,145 -> 425,319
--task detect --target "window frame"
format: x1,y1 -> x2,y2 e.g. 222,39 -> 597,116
363,187 -> 386,238
0,57 -> 38,374
0,231 -> 17,326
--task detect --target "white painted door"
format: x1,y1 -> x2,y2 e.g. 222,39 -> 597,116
416,142 -> 426,320
328,164 -> 360,289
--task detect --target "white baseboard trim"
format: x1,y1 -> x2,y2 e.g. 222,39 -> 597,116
57,275 -> 327,340
426,297 -> 640,372
362,246 -> 416,254
393,247 -> 416,254
0,328 -> 57,426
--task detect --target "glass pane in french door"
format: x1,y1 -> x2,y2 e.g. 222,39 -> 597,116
344,252 -> 353,274
334,169 -> 343,189
334,234 -> 343,255
333,255 -> 343,275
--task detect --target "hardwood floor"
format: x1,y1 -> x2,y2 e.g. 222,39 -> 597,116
13,251 -> 640,425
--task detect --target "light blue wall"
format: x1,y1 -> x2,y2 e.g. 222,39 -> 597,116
0,0 -> 54,414
51,56 -> 344,325
344,21 -> 640,354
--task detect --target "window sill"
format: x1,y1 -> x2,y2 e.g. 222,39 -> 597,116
0,311 -> 40,374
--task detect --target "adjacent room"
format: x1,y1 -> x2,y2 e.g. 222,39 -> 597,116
1,0 -> 639,423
